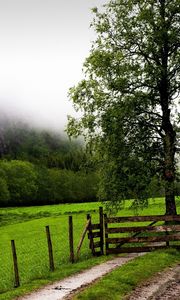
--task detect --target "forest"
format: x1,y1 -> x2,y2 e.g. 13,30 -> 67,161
0,117 -> 179,207
0,118 -> 98,206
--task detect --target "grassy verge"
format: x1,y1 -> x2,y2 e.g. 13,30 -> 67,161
0,255 -> 112,300
72,249 -> 180,300
0,198 -> 179,300
0,202 -> 112,300
0,213 -> 100,299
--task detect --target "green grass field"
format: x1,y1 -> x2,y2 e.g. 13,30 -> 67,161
0,198 -> 179,300
72,249 -> 180,300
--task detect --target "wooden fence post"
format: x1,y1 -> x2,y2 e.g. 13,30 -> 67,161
69,216 -> 75,263
87,214 -> 96,256
104,214 -> 109,255
46,226 -> 55,271
76,218 -> 91,260
11,240 -> 20,288
99,207 -> 104,255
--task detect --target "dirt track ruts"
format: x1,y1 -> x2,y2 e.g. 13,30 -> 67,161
127,264 -> 180,300
18,253 -> 144,300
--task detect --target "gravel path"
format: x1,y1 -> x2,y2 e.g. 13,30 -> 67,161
17,253 -> 180,300
127,264 -> 180,300
18,253 -> 144,300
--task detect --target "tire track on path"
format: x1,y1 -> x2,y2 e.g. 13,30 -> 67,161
18,253 -> 144,300
127,264 -> 180,300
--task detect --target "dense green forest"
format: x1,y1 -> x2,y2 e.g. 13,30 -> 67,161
0,119 -> 98,206
0,118 -> 178,207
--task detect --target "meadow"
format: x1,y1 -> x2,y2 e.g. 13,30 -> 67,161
0,198 -> 179,300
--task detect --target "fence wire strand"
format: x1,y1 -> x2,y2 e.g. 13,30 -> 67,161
0,213 -> 96,293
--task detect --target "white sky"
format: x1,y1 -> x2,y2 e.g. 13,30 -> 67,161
0,0 -> 106,131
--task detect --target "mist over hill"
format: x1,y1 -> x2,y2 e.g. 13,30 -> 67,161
0,104 -> 70,132
0,114 -> 98,207
0,114 -> 84,170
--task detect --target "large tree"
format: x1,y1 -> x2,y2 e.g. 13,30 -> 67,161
67,0 -> 180,214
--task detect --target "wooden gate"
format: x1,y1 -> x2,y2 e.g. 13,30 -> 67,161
104,214 -> 180,254
87,207 -> 104,256
87,208 -> 180,255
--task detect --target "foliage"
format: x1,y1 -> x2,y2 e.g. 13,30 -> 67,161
0,159 -> 98,207
0,118 -> 99,206
68,0 -> 180,213
0,160 -> 38,205
0,119 -> 85,171
0,177 -> 10,205
44,169 -> 98,204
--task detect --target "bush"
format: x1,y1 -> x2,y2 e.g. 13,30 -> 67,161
0,160 -> 98,206
0,177 -> 10,206
47,169 -> 98,203
0,160 -> 38,205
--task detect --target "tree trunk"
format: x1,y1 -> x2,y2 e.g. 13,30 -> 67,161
159,0 -> 177,216
163,128 -> 177,215
161,99 -> 177,216
165,186 -> 176,215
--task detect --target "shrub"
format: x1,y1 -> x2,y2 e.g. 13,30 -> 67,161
0,177 -> 10,206
0,160 -> 38,205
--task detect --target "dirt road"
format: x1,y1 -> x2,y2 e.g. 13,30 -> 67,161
18,253 -> 144,300
127,264 -> 180,300
17,254 -> 180,300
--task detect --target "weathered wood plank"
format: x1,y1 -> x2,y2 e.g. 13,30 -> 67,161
99,207 -> 104,255
90,223 -> 100,230
76,219 -> 91,259
115,221 -> 157,249
94,251 -> 102,256
87,214 -> 96,256
106,215 -> 180,223
69,216 -> 74,263
106,245 -> 180,254
46,226 -> 55,271
88,231 -> 101,239
104,213 -> 109,255
11,240 -> 20,288
106,225 -> 180,234
107,233 -> 180,244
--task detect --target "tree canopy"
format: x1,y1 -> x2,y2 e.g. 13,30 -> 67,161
0,119 -> 98,207
68,0 -> 180,214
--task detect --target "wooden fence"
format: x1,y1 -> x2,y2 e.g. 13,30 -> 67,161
8,209 -> 180,289
87,209 -> 180,255
87,207 -> 104,256
104,214 -> 180,254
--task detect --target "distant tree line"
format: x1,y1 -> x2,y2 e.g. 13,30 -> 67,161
0,119 -> 178,207
0,120 -> 86,170
0,120 -> 98,206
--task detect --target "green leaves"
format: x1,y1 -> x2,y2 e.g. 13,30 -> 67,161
68,0 -> 180,210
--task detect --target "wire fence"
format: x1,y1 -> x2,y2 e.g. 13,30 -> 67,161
0,212 -> 100,294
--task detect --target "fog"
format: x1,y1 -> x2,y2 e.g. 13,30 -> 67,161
0,0 -> 106,132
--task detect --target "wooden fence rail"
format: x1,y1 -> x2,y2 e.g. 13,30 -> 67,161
7,209 -> 180,291
76,218 -> 91,259
87,207 -> 104,256
106,215 -> 180,223
104,214 -> 180,254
